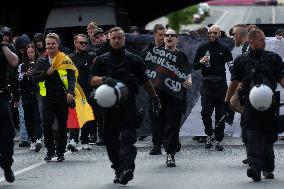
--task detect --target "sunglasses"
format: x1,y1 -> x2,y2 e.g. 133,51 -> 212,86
78,41 -> 88,45
208,31 -> 218,35
165,34 -> 178,38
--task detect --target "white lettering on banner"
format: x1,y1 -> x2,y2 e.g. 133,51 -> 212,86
145,50 -> 187,80
146,70 -> 157,79
165,78 -> 181,92
152,46 -> 177,62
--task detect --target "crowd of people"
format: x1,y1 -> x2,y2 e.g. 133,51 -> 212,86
0,20 -> 284,185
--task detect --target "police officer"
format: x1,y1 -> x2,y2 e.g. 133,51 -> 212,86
0,28 -> 19,182
224,29 -> 284,181
193,25 -> 233,151
89,27 -> 161,185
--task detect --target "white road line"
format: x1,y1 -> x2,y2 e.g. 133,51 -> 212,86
215,10 -> 228,25
272,6 -> 276,24
0,149 -> 75,183
244,7 -> 253,24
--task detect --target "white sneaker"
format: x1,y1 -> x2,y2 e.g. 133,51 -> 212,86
35,139 -> 42,152
30,143 -> 36,151
82,144 -> 92,150
67,139 -> 78,152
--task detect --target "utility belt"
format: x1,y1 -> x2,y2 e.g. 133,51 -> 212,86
202,75 -> 226,89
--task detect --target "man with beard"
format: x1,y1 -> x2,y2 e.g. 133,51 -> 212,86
193,25 -> 233,151
89,27 -> 161,185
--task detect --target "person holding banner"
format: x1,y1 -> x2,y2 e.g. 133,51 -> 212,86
147,29 -> 192,167
32,33 -> 77,162
193,25 -> 233,151
89,27 -> 161,185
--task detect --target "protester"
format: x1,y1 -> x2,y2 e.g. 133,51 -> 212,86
193,25 -> 233,151
67,34 -> 96,151
32,33 -> 76,162
141,23 -> 166,155
151,29 -> 192,167
18,44 -> 42,152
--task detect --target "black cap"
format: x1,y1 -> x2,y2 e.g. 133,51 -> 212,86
130,25 -> 139,33
94,28 -> 104,37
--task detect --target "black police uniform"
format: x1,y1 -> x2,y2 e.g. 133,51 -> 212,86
231,49 -> 284,173
0,43 -> 16,179
90,47 -> 148,179
32,53 -> 76,158
69,51 -> 97,145
193,41 -> 233,142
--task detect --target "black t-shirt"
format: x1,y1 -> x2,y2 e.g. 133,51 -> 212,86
0,44 -> 17,89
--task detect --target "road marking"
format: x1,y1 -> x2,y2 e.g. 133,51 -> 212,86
244,7 -> 253,24
215,10 -> 228,25
0,149 -> 74,183
272,6 -> 275,24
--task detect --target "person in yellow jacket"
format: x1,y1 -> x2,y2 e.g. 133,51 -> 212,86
32,33 -> 76,162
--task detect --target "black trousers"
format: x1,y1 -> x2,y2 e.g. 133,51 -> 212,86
0,94 -> 15,170
42,98 -> 68,156
103,105 -> 137,174
69,120 -> 95,144
244,128 -> 278,172
22,94 -> 42,142
162,98 -> 183,156
200,84 -> 227,142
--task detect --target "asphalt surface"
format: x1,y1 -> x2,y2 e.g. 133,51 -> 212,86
1,137 -> 284,189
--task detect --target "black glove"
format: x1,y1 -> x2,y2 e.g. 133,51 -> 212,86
102,76 -> 117,87
151,96 -> 162,116
223,101 -> 230,117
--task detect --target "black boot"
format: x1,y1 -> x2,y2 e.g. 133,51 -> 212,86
149,145 -> 162,155
263,171 -> 274,179
205,136 -> 214,149
166,154 -> 176,167
119,169 -> 134,185
4,167 -> 15,183
247,166 -> 261,181
113,171 -> 120,183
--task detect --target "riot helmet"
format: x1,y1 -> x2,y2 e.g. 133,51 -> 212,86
94,82 -> 128,108
249,84 -> 273,111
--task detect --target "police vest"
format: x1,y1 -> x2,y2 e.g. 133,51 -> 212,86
38,70 -> 68,96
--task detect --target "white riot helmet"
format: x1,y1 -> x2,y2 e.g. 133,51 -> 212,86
94,82 -> 128,108
249,84 -> 273,111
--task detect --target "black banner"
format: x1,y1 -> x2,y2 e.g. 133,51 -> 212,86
143,46 -> 191,100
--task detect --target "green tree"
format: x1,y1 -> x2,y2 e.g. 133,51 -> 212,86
166,5 -> 198,32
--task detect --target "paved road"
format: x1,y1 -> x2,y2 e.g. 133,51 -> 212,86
1,137 -> 284,188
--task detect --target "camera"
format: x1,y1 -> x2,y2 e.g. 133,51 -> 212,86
29,62 -> 35,69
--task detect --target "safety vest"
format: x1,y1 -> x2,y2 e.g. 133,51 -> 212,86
39,70 -> 68,96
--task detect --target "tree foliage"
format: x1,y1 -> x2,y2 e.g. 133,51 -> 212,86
166,5 -> 198,32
